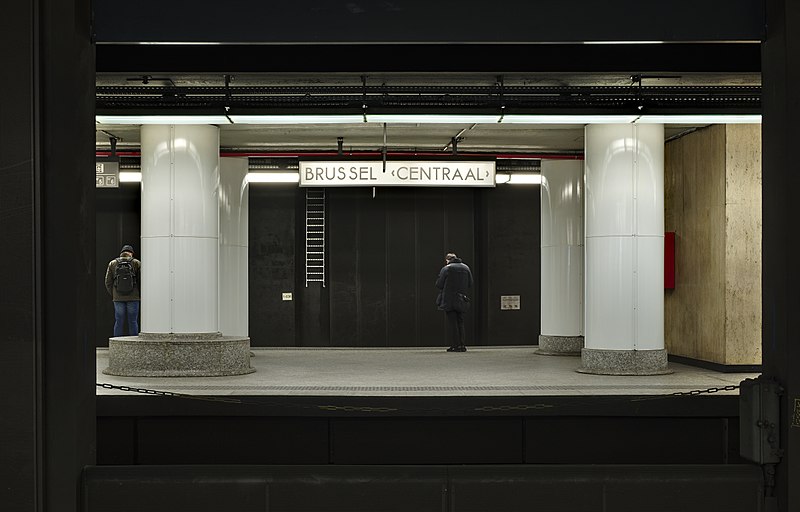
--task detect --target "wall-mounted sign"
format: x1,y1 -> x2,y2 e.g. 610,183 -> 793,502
500,295 -> 521,310
95,161 -> 119,188
299,161 -> 495,187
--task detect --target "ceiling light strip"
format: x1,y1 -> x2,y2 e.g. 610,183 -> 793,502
96,114 -> 762,125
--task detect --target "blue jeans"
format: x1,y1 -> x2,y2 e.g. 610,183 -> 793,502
113,300 -> 140,337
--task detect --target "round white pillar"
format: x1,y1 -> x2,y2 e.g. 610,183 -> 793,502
581,123 -> 670,375
140,124 -> 220,333
105,125 -> 253,377
538,159 -> 584,355
219,157 -> 249,337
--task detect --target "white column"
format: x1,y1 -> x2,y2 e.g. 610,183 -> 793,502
140,125 -> 220,334
538,159 -> 584,355
581,123 -> 669,375
219,157 -> 249,337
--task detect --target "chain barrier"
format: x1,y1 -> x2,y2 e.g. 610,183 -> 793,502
630,384 -> 740,402
96,383 -> 243,404
97,382 -> 742,411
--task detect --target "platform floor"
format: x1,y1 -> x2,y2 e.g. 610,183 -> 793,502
95,346 -> 758,397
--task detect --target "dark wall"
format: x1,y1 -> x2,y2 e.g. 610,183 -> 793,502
480,184 -> 541,345
2,0 -> 96,511
326,187 -> 477,348
83,463 -> 765,512
248,184 -> 298,345
96,183 -> 141,344
97,414 -> 742,466
97,182 -> 540,347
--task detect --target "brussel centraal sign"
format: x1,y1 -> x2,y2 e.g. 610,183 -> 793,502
299,161 -> 495,187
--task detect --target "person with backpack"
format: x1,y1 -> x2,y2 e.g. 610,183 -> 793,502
104,244 -> 141,337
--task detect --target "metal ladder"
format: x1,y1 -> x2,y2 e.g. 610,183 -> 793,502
305,189 -> 325,286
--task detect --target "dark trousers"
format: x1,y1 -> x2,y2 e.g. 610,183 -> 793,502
446,310 -> 465,348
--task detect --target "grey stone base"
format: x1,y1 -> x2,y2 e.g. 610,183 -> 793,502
535,335 -> 584,356
577,348 -> 673,376
104,332 -> 255,377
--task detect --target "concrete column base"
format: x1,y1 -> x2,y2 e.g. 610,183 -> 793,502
577,348 -> 673,376
536,335 -> 584,356
104,332 -> 255,377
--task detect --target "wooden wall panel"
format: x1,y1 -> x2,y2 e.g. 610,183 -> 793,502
724,125 -> 762,365
665,125 -> 726,362
665,124 -> 762,365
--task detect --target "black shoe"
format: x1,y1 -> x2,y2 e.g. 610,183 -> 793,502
446,346 -> 458,352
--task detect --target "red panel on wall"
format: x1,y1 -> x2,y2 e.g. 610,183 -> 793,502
665,231 -> 676,289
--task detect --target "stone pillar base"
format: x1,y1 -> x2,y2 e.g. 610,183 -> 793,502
536,335 -> 584,356
577,348 -> 673,376
104,332 -> 255,377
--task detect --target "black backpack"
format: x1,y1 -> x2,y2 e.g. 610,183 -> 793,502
113,258 -> 136,294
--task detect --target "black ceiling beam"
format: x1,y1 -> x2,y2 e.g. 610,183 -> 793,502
93,0 -> 762,44
95,85 -> 761,114
96,43 -> 761,75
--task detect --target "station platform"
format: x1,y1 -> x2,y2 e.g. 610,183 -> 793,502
96,346 -> 755,398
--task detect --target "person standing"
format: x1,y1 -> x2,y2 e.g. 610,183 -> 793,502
436,252 -> 473,352
104,244 -> 141,337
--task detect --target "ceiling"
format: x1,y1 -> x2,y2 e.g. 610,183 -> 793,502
95,72 -> 761,155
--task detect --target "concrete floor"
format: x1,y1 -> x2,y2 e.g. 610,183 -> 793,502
95,346 -> 758,397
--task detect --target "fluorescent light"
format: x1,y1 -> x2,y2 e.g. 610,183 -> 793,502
636,114 -> 762,124
583,40 -> 664,45
508,173 -> 541,184
502,115 -> 640,124
496,173 -> 541,185
113,171 -> 301,184
230,115 -> 364,124
96,115 -> 230,125
367,114 -> 501,124
136,41 -> 222,45
119,172 -> 142,183
246,172 -> 300,184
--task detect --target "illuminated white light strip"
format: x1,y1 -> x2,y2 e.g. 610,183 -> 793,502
635,114 -> 762,124
135,41 -> 223,45
502,115 -> 640,124
96,115 -> 230,125
230,115 -> 364,124
583,40 -> 665,45
119,172 -> 142,183
96,114 -> 762,126
495,173 -> 541,185
245,172 -> 300,184
367,114 -> 502,124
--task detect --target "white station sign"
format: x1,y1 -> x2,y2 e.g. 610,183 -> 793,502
299,161 -> 495,187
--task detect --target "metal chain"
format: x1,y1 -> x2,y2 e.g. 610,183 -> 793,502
630,384 -> 741,402
667,384 -> 740,397
96,383 -> 243,404
98,382 -> 741,409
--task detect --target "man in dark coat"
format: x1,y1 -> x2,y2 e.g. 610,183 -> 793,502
436,252 -> 473,352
